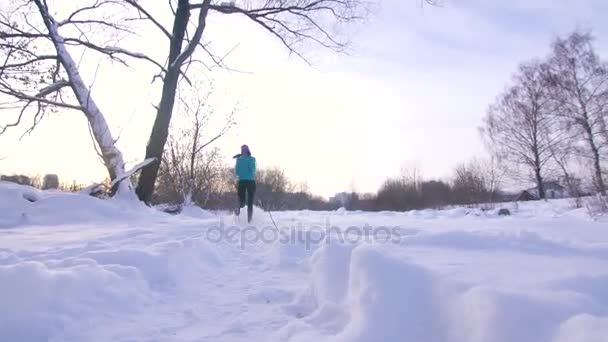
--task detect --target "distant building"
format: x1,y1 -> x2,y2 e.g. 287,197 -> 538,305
516,181 -> 568,201
515,190 -> 536,202
329,192 -> 354,207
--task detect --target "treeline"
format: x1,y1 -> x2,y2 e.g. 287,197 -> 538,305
149,149 -> 506,212
482,30 -> 608,199
344,159 -> 504,211
153,161 -> 338,211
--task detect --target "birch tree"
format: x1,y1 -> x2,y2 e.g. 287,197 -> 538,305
544,31 -> 608,195
483,61 -> 561,199
0,0 -> 142,196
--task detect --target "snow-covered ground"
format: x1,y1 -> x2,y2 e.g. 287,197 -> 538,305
1,181 -> 607,342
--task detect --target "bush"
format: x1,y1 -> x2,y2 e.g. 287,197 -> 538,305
585,195 -> 608,218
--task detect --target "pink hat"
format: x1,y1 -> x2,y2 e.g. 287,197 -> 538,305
241,144 -> 251,156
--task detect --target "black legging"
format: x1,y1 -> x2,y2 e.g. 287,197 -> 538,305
237,180 -> 256,210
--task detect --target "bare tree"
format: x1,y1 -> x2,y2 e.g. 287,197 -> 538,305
544,30 -> 608,195
451,158 -> 503,205
256,167 -> 295,211
419,180 -> 451,209
155,83 -> 235,206
483,60 -> 560,199
157,145 -> 225,206
375,165 -> 424,211
547,132 -> 586,203
0,0 -> 145,196
128,0 -> 377,203
399,162 -> 423,192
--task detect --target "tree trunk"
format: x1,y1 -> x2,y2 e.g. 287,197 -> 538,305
136,0 -> 191,203
136,71 -> 183,202
533,146 -> 545,199
586,126 -> 607,195
534,167 -> 545,200
34,0 -> 131,196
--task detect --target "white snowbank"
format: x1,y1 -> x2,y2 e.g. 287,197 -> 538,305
333,246 -> 445,342
0,260 -> 151,341
553,314 -> 608,342
179,204 -> 217,219
0,181 -> 156,228
282,242 -> 608,342
1,182 -> 607,341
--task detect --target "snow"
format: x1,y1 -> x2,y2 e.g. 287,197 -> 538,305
1,181 -> 607,341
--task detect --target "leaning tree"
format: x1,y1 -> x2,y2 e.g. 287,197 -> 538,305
0,0 -> 155,196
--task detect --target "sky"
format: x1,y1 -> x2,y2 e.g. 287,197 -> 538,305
1,0 -> 608,198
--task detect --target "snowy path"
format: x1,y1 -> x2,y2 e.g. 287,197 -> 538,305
1,183 -> 608,341
1,211 -> 311,341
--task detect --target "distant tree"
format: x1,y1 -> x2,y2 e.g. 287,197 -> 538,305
547,132 -> 586,201
0,174 -> 32,186
60,180 -> 84,192
451,158 -> 504,205
154,84 -> 235,206
255,167 -> 295,211
483,61 -> 560,199
42,174 -> 59,190
544,30 -> 608,195
420,180 -> 451,209
351,192 -> 377,211
479,157 -> 505,202
399,163 -> 423,192
376,177 -> 420,211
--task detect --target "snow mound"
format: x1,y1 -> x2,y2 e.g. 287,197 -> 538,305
180,204 -> 217,219
0,260 -> 151,341
331,246 -> 445,342
448,286 -> 595,342
282,245 -> 446,342
0,235 -> 222,340
81,238 -> 222,290
553,314 -> 608,342
0,181 -> 156,227
285,243 -> 607,342
406,230 -> 608,258
309,242 -> 356,304
271,230 -> 324,269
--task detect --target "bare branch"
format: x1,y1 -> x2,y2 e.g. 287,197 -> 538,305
35,80 -> 70,97
59,0 -> 123,25
0,87 -> 82,110
0,101 -> 31,135
1,54 -> 57,69
171,0 -> 212,69
193,0 -> 370,64
123,0 -> 173,40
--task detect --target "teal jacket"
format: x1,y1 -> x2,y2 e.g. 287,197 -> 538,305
235,155 -> 256,181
